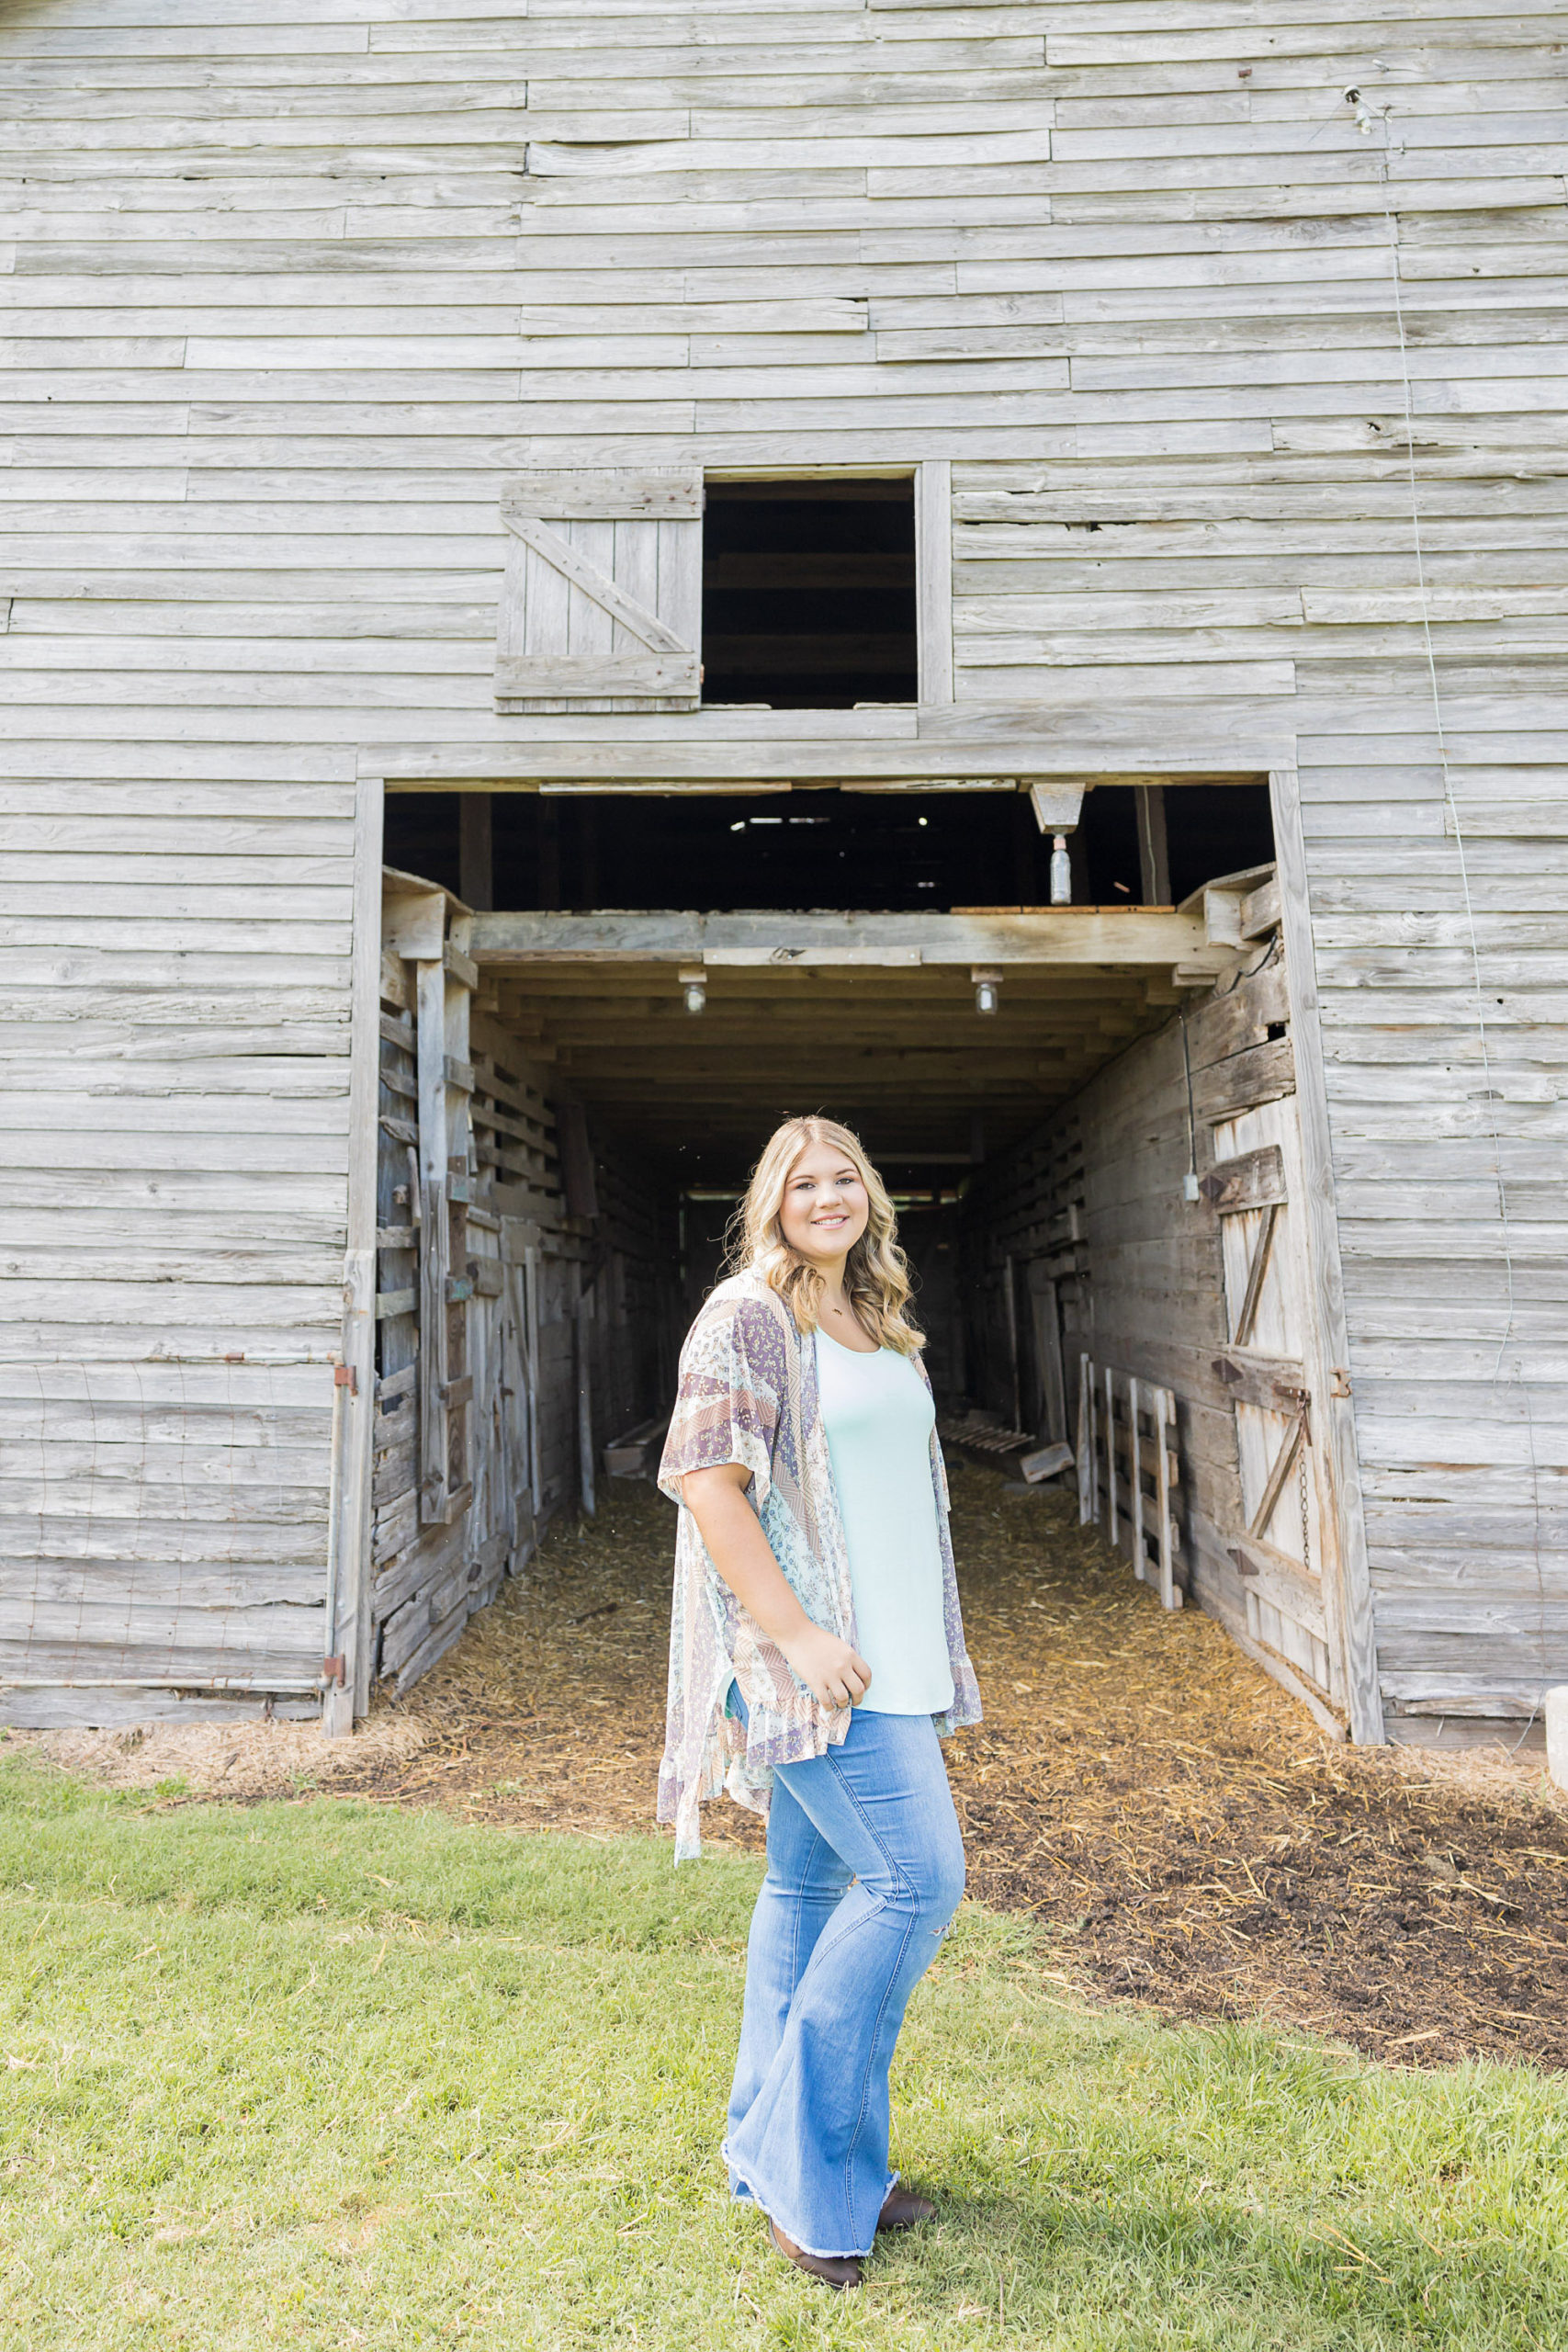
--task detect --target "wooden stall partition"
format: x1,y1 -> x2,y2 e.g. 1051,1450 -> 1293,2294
1077,1357 -> 1182,1610
364,876 -> 577,1699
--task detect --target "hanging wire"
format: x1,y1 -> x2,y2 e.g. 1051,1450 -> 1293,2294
1213,933 -> 1282,1000
1371,107 -> 1549,1751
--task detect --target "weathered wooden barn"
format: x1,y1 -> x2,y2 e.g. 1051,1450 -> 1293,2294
2,0 -> 1563,1753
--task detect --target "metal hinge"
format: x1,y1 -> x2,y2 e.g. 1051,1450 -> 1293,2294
1271,1381 -> 1312,1442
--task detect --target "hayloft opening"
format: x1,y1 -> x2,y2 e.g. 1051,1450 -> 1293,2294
700,478 -> 919,708
370,779 -> 1350,1736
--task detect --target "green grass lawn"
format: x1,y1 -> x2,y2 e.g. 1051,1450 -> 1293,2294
2,1756 -> 1564,2351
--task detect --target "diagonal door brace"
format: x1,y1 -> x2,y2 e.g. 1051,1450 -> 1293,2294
502,512 -> 691,654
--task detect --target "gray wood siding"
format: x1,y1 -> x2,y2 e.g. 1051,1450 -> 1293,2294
1298,742 -> 1567,1737
1,0 -> 1564,1730
0,764 -> 355,1707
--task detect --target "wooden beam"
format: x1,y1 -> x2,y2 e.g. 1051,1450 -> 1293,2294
371,712 -> 1289,786
1200,1145 -> 1287,1215
471,908 -> 1213,967
498,965 -> 1166,999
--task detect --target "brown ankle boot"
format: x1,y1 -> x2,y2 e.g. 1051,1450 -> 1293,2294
878,2187 -> 936,2231
768,2220 -> 863,2290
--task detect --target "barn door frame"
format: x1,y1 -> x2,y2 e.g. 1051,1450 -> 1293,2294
325,774 -> 385,1733
1268,764 -> 1382,1744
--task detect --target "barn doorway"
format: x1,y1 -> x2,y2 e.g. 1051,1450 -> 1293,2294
363,779 -> 1358,1739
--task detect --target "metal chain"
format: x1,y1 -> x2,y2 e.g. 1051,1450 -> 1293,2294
1298,1429 -> 1313,1575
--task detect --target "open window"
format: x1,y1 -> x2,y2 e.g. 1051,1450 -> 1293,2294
701,479 -> 916,709
494,464 -> 953,716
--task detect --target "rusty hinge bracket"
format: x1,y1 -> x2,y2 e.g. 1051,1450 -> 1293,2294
333,1363 -> 358,1395
321,1655 -> 346,1687
1330,1365 -> 1352,1398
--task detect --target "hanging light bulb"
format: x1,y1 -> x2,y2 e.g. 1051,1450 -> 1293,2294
971,967 -> 1002,1015
678,963 -> 706,1015
1050,834 -> 1073,904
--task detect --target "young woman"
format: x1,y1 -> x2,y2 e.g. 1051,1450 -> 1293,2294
658,1115 -> 982,2291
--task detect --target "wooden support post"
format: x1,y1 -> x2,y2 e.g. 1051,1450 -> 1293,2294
539,801 -> 561,911
525,1244 -> 543,1522
327,775 -> 385,1730
1129,1374 -> 1145,1584
459,793 -> 493,911
443,926 -> 473,1515
1002,1255 -> 1021,1432
576,1272 -> 596,1518
1104,1363 -> 1117,1545
1031,1269 -> 1066,1444
1077,1353 -> 1093,1524
501,1253 -> 535,1573
1156,1387 -> 1177,1611
1269,765 -> 1383,1742
416,954 -> 450,1525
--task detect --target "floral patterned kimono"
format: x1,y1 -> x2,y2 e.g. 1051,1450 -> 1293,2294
657,1269 -> 982,1861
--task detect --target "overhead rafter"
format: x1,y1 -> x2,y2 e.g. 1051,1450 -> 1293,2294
469,916 -> 1225,1167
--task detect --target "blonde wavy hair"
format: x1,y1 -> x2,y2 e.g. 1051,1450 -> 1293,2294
729,1115 -> 924,1356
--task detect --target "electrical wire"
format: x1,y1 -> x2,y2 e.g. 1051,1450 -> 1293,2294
1214,933 -> 1282,999
1179,1004 -> 1198,1187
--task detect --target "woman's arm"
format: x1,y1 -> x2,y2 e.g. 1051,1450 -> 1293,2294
682,1462 -> 871,1711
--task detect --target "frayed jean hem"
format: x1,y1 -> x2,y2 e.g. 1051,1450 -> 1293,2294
724,2148 -> 899,2262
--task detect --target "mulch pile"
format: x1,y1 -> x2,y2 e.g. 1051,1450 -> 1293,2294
330,1464 -> 1567,2069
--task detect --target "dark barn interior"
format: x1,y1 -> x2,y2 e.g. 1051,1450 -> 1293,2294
385,778 -> 1276,920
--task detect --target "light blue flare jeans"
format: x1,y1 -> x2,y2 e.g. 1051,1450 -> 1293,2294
722,1688 -> 966,2259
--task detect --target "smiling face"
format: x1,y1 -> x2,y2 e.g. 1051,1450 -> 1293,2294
776,1139 -> 871,1270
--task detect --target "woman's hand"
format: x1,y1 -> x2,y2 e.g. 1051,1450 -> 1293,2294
682,1462 -> 871,1709
777,1622 -> 873,1711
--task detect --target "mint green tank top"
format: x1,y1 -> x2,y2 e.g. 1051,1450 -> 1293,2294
814,1328 -> 955,1716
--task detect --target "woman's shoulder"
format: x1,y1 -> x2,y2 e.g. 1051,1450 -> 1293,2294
684,1269 -> 795,1350
686,1288 -> 804,1374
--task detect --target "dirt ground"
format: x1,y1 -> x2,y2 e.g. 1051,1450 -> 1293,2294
22,1461 -> 1567,2070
